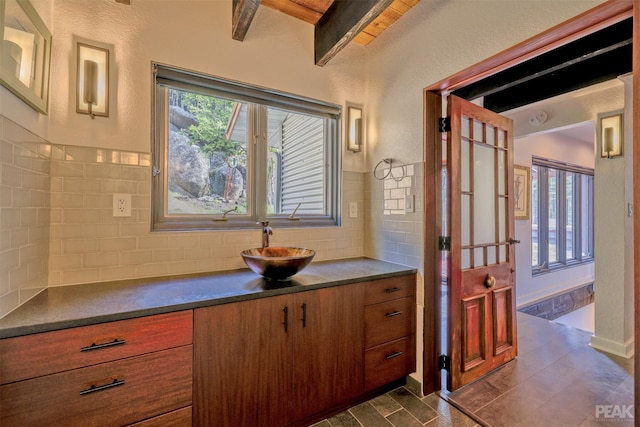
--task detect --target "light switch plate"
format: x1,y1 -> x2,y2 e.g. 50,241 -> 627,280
405,194 -> 414,213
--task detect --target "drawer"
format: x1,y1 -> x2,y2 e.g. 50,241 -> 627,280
1,345 -> 193,427
364,275 -> 415,306
364,336 -> 415,391
365,297 -> 414,348
128,406 -> 192,427
1,310 -> 193,384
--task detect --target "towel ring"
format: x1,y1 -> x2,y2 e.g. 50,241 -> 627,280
373,158 -> 406,182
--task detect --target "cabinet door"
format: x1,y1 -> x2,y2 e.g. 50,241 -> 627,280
293,284 -> 364,420
193,295 -> 292,427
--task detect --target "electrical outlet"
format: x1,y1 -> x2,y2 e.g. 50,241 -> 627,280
113,193 -> 131,217
349,202 -> 358,218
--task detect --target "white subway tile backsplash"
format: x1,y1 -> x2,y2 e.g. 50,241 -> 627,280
1,128 -> 366,307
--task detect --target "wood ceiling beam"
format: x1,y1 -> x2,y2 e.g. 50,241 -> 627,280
314,0 -> 394,66
232,0 -> 262,42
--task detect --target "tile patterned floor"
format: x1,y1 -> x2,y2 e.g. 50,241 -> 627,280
444,312 -> 634,427
314,312 -> 634,427
311,386 -> 479,427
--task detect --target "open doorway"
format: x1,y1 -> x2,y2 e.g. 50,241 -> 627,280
421,0 -> 637,422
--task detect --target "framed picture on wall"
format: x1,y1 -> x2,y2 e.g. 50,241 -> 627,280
514,165 -> 530,220
0,0 -> 52,114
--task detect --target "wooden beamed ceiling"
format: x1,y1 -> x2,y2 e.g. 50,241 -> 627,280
232,0 -> 420,66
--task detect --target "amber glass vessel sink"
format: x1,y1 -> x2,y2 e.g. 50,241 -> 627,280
241,247 -> 315,280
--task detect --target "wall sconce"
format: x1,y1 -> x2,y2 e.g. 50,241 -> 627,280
346,103 -> 363,152
599,112 -> 623,158
76,42 -> 109,119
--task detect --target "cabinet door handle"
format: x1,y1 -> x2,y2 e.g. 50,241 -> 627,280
385,287 -> 401,293
80,338 -> 126,352
283,305 -> 289,332
80,379 -> 125,395
386,310 -> 403,318
386,351 -> 404,360
301,303 -> 307,328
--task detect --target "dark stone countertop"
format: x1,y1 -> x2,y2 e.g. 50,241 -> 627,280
0,257 -> 416,339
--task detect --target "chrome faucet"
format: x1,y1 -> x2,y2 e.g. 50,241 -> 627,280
259,221 -> 273,248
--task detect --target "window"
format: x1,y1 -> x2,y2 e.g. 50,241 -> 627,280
531,157 -> 594,274
152,64 -> 341,231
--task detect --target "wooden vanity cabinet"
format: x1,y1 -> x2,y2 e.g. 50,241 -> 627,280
193,284 -> 364,427
363,274 -> 416,391
0,311 -> 193,427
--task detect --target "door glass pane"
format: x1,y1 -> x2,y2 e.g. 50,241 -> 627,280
499,197 -> 506,242
497,129 -> 506,148
461,140 -> 470,192
474,120 -> 483,143
498,150 -> 505,196
462,194 -> 471,246
474,144 -> 496,245
499,244 -> 506,263
487,245 -> 496,265
462,249 -> 471,270
474,247 -> 484,266
486,125 -> 495,146
461,116 -> 470,139
548,169 -> 558,263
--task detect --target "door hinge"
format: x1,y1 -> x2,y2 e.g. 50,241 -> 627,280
439,236 -> 451,251
152,166 -> 161,177
438,354 -> 450,371
438,117 -> 451,133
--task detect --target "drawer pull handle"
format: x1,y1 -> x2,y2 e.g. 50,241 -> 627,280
386,310 -> 403,318
283,305 -> 289,332
385,287 -> 401,293
386,351 -> 404,360
80,379 -> 125,395
81,338 -> 126,352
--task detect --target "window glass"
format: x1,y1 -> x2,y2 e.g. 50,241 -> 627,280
531,158 -> 593,274
531,165 -> 539,267
152,64 -> 340,231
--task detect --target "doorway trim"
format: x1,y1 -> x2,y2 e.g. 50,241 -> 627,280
421,2 -> 637,415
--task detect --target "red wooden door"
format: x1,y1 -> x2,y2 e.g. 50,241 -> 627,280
445,95 -> 518,391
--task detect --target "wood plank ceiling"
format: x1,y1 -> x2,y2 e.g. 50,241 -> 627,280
232,0 -> 420,66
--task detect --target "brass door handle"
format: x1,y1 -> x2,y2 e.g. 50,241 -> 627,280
484,274 -> 496,288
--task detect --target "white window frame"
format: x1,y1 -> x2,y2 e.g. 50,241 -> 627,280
151,63 -> 342,231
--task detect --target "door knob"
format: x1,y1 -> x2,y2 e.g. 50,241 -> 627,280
484,274 -> 496,288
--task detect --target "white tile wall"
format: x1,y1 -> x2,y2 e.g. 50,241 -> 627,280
48,145 -> 365,287
0,117 -> 51,317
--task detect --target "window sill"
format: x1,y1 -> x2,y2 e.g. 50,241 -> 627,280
532,259 -> 594,276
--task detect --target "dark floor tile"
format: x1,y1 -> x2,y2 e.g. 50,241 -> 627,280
386,409 -> 423,427
388,387 -> 438,424
369,393 -> 403,417
327,411 -> 362,427
514,392 -> 591,427
446,377 -> 502,413
348,402 -> 393,426
422,394 -> 478,427
310,421 -> 333,427
474,381 -> 547,427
